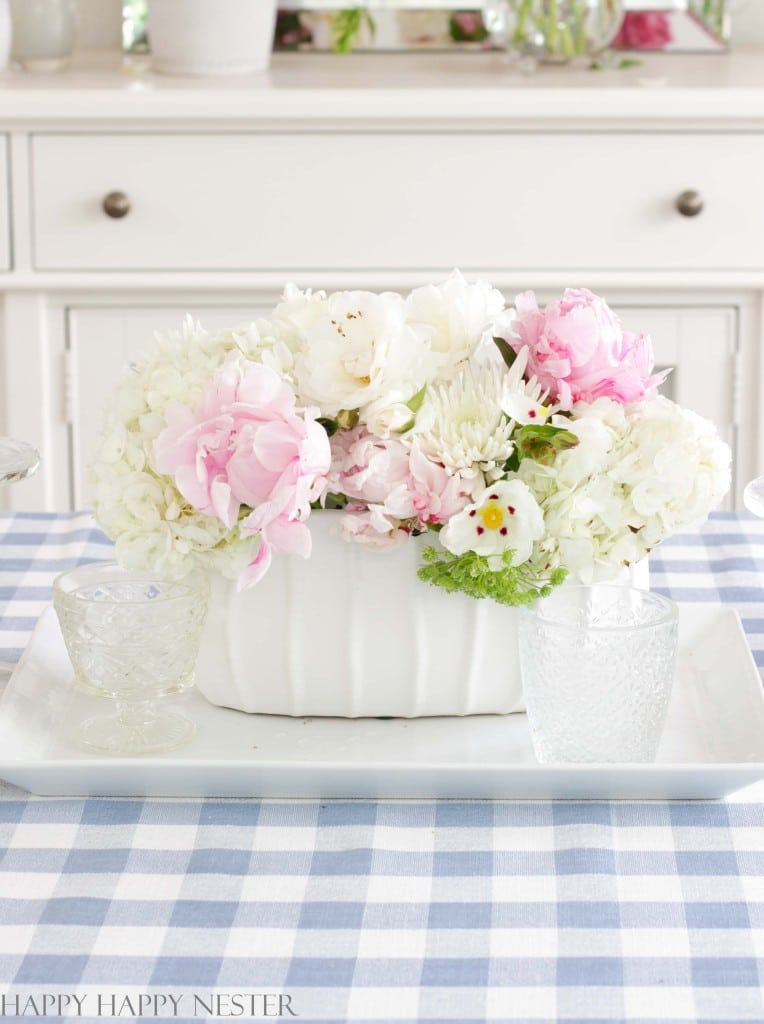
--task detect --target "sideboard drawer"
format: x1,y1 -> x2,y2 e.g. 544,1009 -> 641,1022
31,132 -> 764,272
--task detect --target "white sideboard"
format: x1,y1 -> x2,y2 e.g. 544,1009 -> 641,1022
2,48 -> 764,511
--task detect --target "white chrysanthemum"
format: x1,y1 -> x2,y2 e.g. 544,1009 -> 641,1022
406,270 -> 508,378
518,395 -> 731,581
413,364 -> 514,478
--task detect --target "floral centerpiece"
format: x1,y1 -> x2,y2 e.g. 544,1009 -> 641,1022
91,275 -> 731,717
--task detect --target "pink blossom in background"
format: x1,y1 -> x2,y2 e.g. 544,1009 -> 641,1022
612,12 -> 673,50
154,361 -> 331,586
507,288 -> 667,411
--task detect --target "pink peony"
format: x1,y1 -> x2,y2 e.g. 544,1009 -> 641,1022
612,12 -> 673,51
328,427 -> 475,544
508,289 -> 667,411
154,361 -> 331,587
339,503 -> 407,550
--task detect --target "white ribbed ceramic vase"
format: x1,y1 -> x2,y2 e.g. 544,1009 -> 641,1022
148,0 -> 277,76
195,513 -> 649,719
196,513 -> 527,718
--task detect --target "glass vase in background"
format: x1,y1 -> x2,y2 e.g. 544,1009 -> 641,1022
10,0 -> 78,72
484,0 -> 623,65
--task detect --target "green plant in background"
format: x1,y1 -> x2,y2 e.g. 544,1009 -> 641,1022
122,0 -> 149,53
689,0 -> 728,40
330,8 -> 376,53
511,0 -> 622,62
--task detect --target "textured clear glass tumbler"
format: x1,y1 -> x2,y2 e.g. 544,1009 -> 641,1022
53,562 -> 209,756
518,585 -> 678,763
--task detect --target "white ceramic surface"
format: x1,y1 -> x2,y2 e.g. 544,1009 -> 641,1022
1,602 -> 763,799
195,514 -> 647,719
148,0 -> 277,76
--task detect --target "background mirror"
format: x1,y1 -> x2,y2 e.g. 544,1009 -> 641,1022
122,0 -> 734,54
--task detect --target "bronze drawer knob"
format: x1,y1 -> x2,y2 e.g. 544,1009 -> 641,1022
676,190 -> 704,218
102,191 -> 131,219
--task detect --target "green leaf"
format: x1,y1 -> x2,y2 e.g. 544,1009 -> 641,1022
312,492 -> 348,511
417,546 -> 567,607
317,417 -> 338,437
397,385 -> 428,434
336,408 -> 360,431
331,7 -> 376,53
515,424 -> 579,466
618,58 -> 642,69
406,385 -> 427,415
493,336 -> 517,371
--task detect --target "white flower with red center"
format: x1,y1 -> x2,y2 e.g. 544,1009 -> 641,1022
501,346 -> 553,427
439,480 -> 545,564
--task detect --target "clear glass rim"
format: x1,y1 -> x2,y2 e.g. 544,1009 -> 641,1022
522,584 -> 678,633
53,560 -> 208,606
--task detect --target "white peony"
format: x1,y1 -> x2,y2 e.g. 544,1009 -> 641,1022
406,270 -> 507,378
294,289 -> 435,418
362,394 -> 417,439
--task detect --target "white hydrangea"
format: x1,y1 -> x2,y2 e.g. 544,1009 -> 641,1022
90,313 -> 296,580
518,395 -> 732,581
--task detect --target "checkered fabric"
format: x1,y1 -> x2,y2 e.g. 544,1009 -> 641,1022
1,511 -> 764,1023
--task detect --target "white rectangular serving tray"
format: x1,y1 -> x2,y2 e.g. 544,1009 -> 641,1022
1,604 -> 764,799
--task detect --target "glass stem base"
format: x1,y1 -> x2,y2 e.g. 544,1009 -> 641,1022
76,701 -> 196,756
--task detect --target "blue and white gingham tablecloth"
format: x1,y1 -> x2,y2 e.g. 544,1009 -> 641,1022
1,511 -> 764,1023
